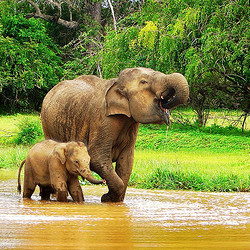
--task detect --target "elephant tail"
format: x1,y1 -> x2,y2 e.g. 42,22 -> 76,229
17,160 -> 26,194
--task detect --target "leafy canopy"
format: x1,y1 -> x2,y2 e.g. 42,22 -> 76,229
0,5 -> 62,111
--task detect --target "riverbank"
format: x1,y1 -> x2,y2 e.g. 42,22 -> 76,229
0,112 -> 249,192
130,150 -> 249,192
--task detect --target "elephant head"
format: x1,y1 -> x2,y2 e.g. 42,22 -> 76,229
105,67 -> 189,125
54,142 -> 104,184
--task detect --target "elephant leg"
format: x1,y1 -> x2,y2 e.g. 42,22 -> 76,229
39,185 -> 53,200
55,184 -> 68,202
50,168 -> 68,202
68,176 -> 84,202
56,190 -> 68,202
115,147 -> 135,202
51,179 -> 68,202
23,168 -> 36,199
91,160 -> 124,202
23,183 -> 36,199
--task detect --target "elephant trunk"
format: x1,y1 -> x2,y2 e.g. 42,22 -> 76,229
79,170 -> 104,184
160,73 -> 189,109
86,175 -> 104,184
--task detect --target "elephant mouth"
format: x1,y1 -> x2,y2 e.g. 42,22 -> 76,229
158,96 -> 170,126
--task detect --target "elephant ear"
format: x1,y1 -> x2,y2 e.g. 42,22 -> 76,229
77,141 -> 87,149
105,81 -> 131,117
77,141 -> 88,153
53,145 -> 66,165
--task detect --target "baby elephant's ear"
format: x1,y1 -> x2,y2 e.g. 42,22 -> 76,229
53,145 -> 66,164
77,141 -> 87,149
78,142 -> 90,157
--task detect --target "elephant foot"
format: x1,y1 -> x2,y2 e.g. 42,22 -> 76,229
101,193 -> 112,202
101,192 -> 124,203
57,191 -> 68,202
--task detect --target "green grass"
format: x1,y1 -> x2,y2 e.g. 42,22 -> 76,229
130,150 -> 249,192
136,123 -> 249,153
0,145 -> 30,169
0,111 -> 249,192
0,113 -> 44,169
0,113 -> 43,145
133,119 -> 249,191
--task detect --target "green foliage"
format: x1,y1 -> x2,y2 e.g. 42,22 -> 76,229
138,167 -> 250,192
14,118 -> 43,145
99,0 -> 249,127
102,27 -> 140,78
0,145 -> 30,169
138,21 -> 158,49
0,0 -> 249,128
62,31 -> 103,79
0,7 -> 63,111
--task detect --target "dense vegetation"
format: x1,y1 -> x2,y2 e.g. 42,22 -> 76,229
0,0 -> 249,129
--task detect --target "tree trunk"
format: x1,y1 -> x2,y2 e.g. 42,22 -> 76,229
195,108 -> 210,127
242,112 -> 248,132
89,1 -> 102,25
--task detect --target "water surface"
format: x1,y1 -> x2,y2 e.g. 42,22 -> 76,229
0,170 -> 249,249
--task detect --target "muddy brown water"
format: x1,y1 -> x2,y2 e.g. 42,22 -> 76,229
0,170 -> 249,249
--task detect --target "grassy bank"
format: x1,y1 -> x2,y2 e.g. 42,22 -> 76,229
0,112 -> 249,192
0,113 -> 43,168
133,120 -> 249,191
130,150 -> 249,192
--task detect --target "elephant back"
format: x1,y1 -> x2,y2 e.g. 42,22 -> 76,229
41,76 -> 109,142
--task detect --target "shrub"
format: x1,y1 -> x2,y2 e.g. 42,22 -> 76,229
14,118 -> 43,145
141,167 -> 250,192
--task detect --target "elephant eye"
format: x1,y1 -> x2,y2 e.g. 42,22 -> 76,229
140,79 -> 147,84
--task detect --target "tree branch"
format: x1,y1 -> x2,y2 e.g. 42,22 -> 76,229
47,0 -> 62,17
107,0 -> 117,32
26,0 -> 79,29
66,0 -> 73,21
209,68 -> 245,86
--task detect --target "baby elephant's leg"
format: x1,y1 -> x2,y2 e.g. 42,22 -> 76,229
23,168 -> 36,199
23,183 -> 36,199
56,190 -> 68,202
68,176 -> 84,202
50,167 -> 69,202
51,178 -> 68,202
39,185 -> 53,200
55,182 -> 68,202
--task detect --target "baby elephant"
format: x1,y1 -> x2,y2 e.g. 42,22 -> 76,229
17,140 -> 104,202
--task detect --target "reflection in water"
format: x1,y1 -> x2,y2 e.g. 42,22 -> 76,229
0,170 -> 249,249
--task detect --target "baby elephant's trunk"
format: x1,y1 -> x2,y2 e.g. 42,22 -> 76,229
79,169 -> 104,184
86,175 -> 104,184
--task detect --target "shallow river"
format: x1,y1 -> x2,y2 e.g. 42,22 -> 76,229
0,170 -> 249,249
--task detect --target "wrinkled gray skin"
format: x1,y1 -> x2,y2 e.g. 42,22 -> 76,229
41,67 -> 189,202
18,140 -> 103,202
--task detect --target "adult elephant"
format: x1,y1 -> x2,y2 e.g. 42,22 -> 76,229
41,67 -> 189,202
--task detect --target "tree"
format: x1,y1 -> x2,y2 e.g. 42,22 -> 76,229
185,1 -> 249,128
61,0 -> 143,78
0,3 -> 62,111
17,0 -> 143,78
99,0 -> 249,128
1,0 -> 248,128
25,0 -> 79,28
